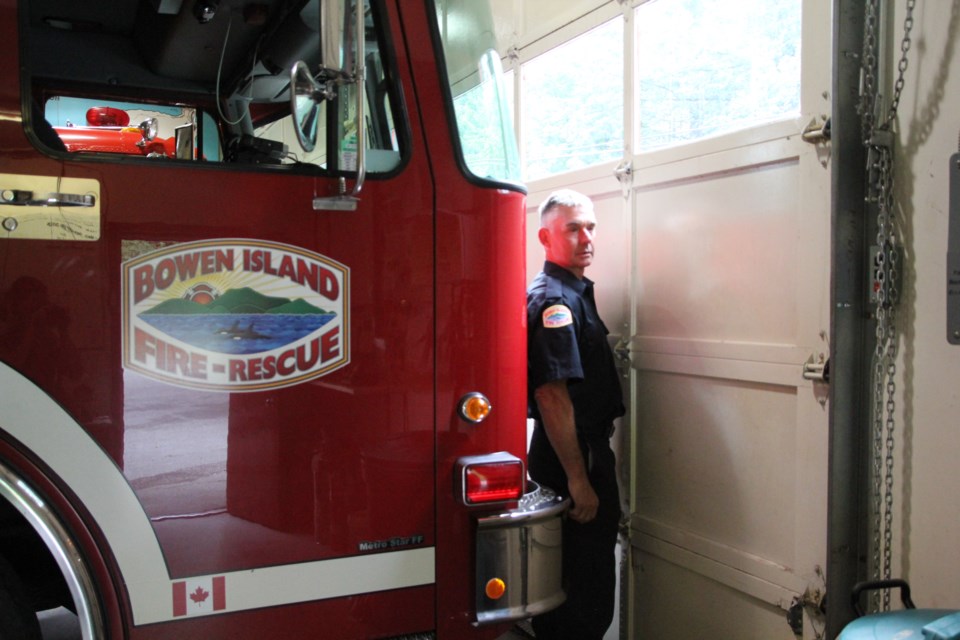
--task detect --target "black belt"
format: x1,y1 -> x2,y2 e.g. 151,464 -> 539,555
581,422 -> 615,440
531,419 -> 615,439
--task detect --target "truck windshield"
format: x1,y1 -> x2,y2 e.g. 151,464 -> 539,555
433,0 -> 520,185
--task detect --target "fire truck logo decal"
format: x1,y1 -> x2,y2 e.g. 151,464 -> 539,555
122,239 -> 349,392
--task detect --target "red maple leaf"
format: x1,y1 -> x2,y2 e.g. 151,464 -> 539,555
189,586 -> 210,605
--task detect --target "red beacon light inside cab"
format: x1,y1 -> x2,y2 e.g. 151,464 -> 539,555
52,106 -> 177,158
84,106 -> 129,126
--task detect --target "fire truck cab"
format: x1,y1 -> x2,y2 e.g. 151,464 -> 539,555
0,0 -> 565,638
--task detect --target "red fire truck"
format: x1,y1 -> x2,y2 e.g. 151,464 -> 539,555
53,106 -> 178,159
0,0 -> 566,638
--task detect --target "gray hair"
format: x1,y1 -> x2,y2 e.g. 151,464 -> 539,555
538,189 -> 593,226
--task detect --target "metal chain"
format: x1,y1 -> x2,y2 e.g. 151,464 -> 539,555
859,0 -> 880,142
861,4 -> 883,609
869,141 -> 898,612
884,0 -> 917,128
860,0 -> 916,613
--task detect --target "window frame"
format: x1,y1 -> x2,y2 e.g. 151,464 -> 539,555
426,0 -> 527,195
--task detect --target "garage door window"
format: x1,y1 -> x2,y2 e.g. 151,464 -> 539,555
521,18 -> 623,181
635,0 -> 801,151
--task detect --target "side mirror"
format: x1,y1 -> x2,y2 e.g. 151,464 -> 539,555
290,61 -> 325,153
291,0 -> 367,211
291,0 -> 350,153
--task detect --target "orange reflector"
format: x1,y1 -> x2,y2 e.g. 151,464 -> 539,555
464,461 -> 524,504
485,577 -> 506,600
458,393 -> 492,424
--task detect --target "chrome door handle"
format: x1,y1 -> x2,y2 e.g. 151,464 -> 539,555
0,189 -> 96,207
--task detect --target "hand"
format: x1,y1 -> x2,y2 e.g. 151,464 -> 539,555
567,477 -> 599,523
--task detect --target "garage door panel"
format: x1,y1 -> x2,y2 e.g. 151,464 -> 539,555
635,371 -> 798,563
627,9 -> 829,630
634,156 -> 801,344
634,550 -> 799,640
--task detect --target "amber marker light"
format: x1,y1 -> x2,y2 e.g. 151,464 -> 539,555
457,392 -> 492,424
485,577 -> 506,600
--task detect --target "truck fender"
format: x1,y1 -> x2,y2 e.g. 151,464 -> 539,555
0,361 -> 169,627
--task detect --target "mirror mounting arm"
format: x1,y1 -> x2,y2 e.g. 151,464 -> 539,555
314,0 -> 366,210
343,0 -> 365,201
291,0 -> 366,212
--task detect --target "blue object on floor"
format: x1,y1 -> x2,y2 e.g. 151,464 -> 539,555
839,580 -> 960,640
839,609 -> 960,640
923,612 -> 960,640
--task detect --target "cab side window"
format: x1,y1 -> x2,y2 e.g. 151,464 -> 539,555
22,0 -> 404,174
43,97 -> 221,162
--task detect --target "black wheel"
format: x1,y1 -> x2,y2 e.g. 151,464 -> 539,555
0,553 -> 42,640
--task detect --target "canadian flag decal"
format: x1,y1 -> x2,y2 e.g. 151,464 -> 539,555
172,576 -> 226,616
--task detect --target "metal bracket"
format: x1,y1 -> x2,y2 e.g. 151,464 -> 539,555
613,336 -> 630,362
613,336 -> 631,378
802,355 -> 830,382
801,117 -> 832,144
867,128 -> 894,150
613,161 -> 632,185
313,196 -> 359,212
313,178 -> 359,211
787,597 -> 804,635
787,579 -> 827,638
614,161 -> 633,200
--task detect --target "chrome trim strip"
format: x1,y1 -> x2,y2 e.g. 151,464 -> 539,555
477,495 -> 569,528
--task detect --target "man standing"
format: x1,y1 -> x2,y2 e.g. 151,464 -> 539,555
527,189 -> 624,639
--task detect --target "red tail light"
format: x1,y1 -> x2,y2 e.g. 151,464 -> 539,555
457,453 -> 525,505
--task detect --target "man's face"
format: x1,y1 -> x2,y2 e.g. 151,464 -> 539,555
539,204 -> 597,278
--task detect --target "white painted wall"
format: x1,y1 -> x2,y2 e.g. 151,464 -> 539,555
890,0 -> 960,609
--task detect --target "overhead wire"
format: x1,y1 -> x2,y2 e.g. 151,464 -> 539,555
216,11 -> 260,127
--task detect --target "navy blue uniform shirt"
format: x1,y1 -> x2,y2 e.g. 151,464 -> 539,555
527,261 -> 625,437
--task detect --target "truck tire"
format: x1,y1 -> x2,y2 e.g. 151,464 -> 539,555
0,553 -> 42,640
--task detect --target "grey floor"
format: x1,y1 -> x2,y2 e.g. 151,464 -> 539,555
38,608 -> 535,639
38,608 -> 80,640
498,620 -> 537,638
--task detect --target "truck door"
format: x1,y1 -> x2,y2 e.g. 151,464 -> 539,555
5,0 -> 441,635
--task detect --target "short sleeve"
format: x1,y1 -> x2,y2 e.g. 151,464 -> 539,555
528,301 -> 583,390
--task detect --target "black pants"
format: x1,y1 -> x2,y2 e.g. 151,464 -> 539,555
527,426 -> 620,640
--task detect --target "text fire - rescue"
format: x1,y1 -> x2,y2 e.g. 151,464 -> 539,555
132,326 -> 340,382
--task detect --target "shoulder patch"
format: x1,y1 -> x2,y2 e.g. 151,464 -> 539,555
543,304 -> 573,328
